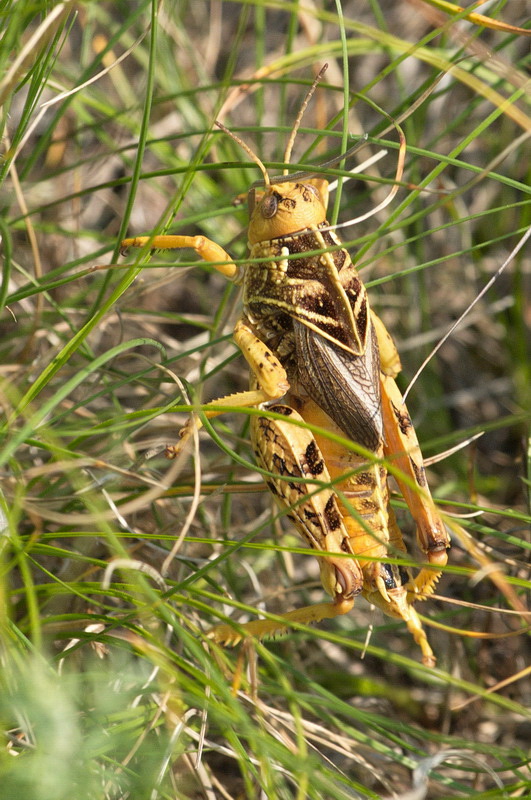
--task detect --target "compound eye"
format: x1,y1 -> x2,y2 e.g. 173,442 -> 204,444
261,192 -> 279,219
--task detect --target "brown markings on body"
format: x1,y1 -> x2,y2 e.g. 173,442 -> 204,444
392,401 -> 413,436
409,456 -> 427,488
324,495 -> 342,531
304,440 -> 325,476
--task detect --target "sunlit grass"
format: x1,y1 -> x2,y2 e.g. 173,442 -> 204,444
1,1 -> 529,798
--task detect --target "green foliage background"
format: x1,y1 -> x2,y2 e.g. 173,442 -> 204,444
0,1 -> 529,798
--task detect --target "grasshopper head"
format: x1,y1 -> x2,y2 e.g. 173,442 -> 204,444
248,179 -> 329,245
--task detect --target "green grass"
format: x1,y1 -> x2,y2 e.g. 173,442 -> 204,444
0,1 -> 529,798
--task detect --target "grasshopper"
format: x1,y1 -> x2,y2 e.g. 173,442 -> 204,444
122,69 -> 450,666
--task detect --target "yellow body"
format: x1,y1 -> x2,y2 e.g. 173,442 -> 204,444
122,173 -> 450,666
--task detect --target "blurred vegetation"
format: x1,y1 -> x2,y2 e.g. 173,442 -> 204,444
0,1 -> 529,798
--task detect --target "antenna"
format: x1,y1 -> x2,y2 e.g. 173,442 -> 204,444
215,120 -> 270,190
215,63 -> 329,189
283,63 -> 328,173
